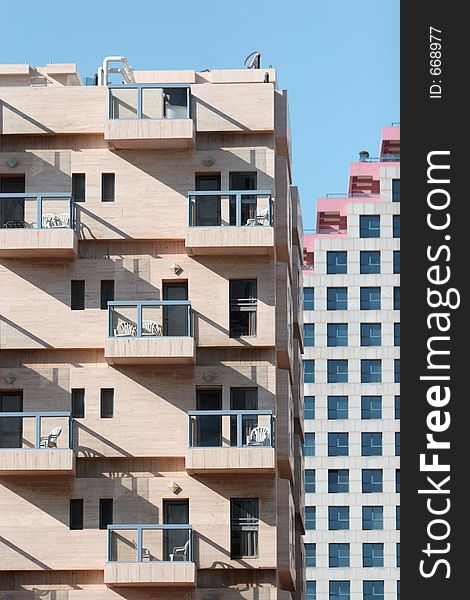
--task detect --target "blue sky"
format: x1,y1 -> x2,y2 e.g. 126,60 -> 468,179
1,0 -> 399,229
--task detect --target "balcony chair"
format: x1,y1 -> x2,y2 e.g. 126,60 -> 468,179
114,321 -> 137,337
169,539 -> 190,562
39,426 -> 62,449
131,539 -> 151,561
245,207 -> 270,227
142,320 -> 162,336
246,426 -> 270,446
41,213 -> 70,228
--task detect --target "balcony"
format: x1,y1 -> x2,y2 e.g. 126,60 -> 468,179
0,412 -> 74,475
185,190 -> 274,256
105,524 -> 196,587
0,193 -> 77,258
186,410 -> 275,474
104,85 -> 195,149
105,301 -> 195,365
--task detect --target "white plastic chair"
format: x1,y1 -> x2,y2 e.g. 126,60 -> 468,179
246,426 -> 270,446
245,207 -> 270,227
40,426 -> 62,448
169,539 -> 190,562
41,213 -> 56,229
55,213 -> 70,228
142,320 -> 162,336
114,321 -> 137,337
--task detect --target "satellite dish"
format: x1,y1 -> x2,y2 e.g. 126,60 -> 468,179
244,51 -> 261,69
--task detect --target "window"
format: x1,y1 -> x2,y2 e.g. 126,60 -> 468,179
397,581 -> 400,600
393,250 -> 400,274
362,469 -> 383,493
329,543 -> 350,567
329,581 -> 350,600
360,215 -> 380,238
397,543 -> 400,567
100,280 -> 114,310
328,469 -> 349,493
328,433 -> 349,456
328,506 -> 349,530
71,280 -> 85,310
396,506 -> 401,530
394,323 -> 400,346
194,174 -> 221,225
327,251 -> 347,274
304,287 -> 315,310
101,173 -> 115,202
328,396 -> 348,420
327,287 -> 348,310
305,506 -> 316,530
392,179 -> 400,202
72,173 -> 85,202
360,287 -> 381,310
363,581 -> 384,600
100,388 -> 114,419
229,280 -> 257,337
304,360 -> 315,383
99,499 -> 113,530
396,469 -> 400,492
361,323 -> 382,346
304,433 -> 315,457
363,544 -> 384,568
395,432 -> 400,456
395,359 -> 400,383
393,214 -> 400,238
230,498 -> 259,558
305,543 -> 316,567
229,172 -> 258,225
395,396 -> 400,419
71,388 -> 85,419
70,499 -> 83,530
361,359 -> 382,383
361,396 -> 382,419
327,360 -> 348,383
362,433 -> 383,456
304,323 -> 315,346
362,506 -> 383,530
360,251 -> 381,274
305,470 -> 316,493
394,287 -> 400,310
307,581 -> 316,600
327,323 -> 348,347
305,396 -> 315,420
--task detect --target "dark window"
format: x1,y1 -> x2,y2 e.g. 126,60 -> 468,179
304,433 -> 315,456
304,360 -> 315,383
361,396 -> 382,419
0,176 -> 25,227
327,359 -> 348,383
395,359 -> 401,383
328,506 -> 349,530
101,173 -> 115,202
328,396 -> 348,420
395,432 -> 401,456
327,323 -> 348,347
360,251 -> 381,274
327,287 -> 347,310
304,323 -> 315,346
363,581 -> 384,600
229,280 -> 257,337
362,506 -> 383,530
361,359 -> 382,383
71,280 -> 85,310
394,286 -> 400,310
361,323 -> 381,346
100,389 -> 114,419
363,543 -> 384,567
304,396 -> 315,420
230,387 -> 258,447
100,280 -> 115,310
72,173 -> 85,202
305,543 -> 316,567
305,506 -> 316,530
193,174 -> 221,226
307,581 -> 316,600
396,506 -> 401,530
360,215 -> 380,238
396,469 -> 400,492
230,498 -> 259,558
394,323 -> 400,346
362,469 -> 383,493
329,581 -> 350,600
328,469 -> 349,493
395,395 -> 400,419
229,172 -> 258,226
393,250 -> 400,274
328,433 -> 349,456
392,179 -> 400,202
393,214 -> 400,238
327,251 -> 347,274
305,469 -> 316,493
0,391 -> 23,449
362,432 -> 383,456
70,499 -> 83,530
99,498 -> 113,530
71,388 -> 85,419
304,287 -> 314,310
329,543 -> 350,567
360,287 -> 381,310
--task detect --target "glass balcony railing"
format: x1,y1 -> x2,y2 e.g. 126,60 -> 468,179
0,412 -> 72,450
188,410 -> 274,448
0,193 -> 74,230
108,524 -> 193,563
108,85 -> 191,120
188,190 -> 273,227
107,301 -> 193,338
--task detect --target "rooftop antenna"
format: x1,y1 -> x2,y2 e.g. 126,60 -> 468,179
244,51 -> 261,69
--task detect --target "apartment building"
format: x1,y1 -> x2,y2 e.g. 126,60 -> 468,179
0,58 -> 305,600
302,127 -> 400,600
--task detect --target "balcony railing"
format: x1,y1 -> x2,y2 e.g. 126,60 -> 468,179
359,154 -> 400,163
108,301 -> 193,338
0,193 -> 74,230
0,412 -> 72,450
188,190 -> 273,227
188,410 -> 274,448
108,85 -> 191,120
108,524 -> 193,563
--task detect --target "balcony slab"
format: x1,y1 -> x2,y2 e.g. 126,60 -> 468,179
0,449 -> 75,475
185,226 -> 274,256
105,336 -> 195,365
104,561 -> 196,587
105,119 -> 195,149
186,447 -> 275,474
0,229 -> 78,259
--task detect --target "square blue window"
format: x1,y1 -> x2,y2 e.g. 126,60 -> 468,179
362,469 -> 383,493
327,359 -> 348,383
396,469 -> 400,493
395,432 -> 400,456
394,287 -> 400,310
306,581 -> 316,600
304,287 -> 315,310
305,506 -> 316,530
393,214 -> 400,238
397,543 -> 400,567
360,215 -> 380,238
361,359 -> 382,383
360,287 -> 381,310
394,323 -> 400,346
327,323 -> 348,347
305,543 -> 316,567
361,323 -> 382,346
327,287 -> 348,310
395,359 -> 400,383
305,470 -> 316,493
395,395 -> 400,419
304,323 -> 315,346
328,396 -> 348,419
328,432 -> 349,456
305,396 -> 315,420
361,396 -> 382,419
304,433 -> 315,457
328,506 -> 349,530
329,543 -> 350,567
304,360 -> 315,383
392,179 -> 400,202
360,251 -> 381,274
329,580 -> 350,600
396,505 -> 400,530
363,506 -> 383,530
327,251 -> 347,274
363,543 -> 384,567
393,250 -> 400,274
363,581 -> 384,600
362,433 -> 383,456
328,469 -> 349,493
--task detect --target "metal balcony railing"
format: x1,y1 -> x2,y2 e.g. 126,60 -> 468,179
0,412 -> 73,450
108,85 -> 191,120
188,410 -> 274,448
0,193 -> 74,230
188,190 -> 273,227
107,301 -> 193,338
108,524 -> 193,562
